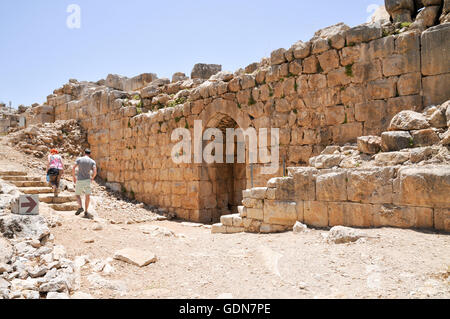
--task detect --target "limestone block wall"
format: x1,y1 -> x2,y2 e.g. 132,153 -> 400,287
234,164 -> 449,233
0,119 -> 11,133
24,105 -> 55,127
42,21 -> 450,223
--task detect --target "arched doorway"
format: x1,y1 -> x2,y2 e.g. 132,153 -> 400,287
205,113 -> 247,223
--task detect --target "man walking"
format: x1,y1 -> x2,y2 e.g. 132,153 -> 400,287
72,149 -> 97,220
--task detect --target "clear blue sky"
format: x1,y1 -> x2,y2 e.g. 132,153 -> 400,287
0,0 -> 384,107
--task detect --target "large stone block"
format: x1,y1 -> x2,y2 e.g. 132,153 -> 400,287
266,177 -> 295,201
346,23 -> 382,45
331,123 -> 363,144
375,151 -> 410,166
367,78 -> 397,100
313,23 -> 349,50
242,198 -> 264,209
245,208 -> 264,221
316,171 -> 347,202
303,55 -> 319,74
372,205 -> 433,229
394,166 -> 450,208
289,167 -> 318,201
422,73 -> 450,106
355,100 -> 387,125
421,24 -> 450,76
357,136 -> 382,154
389,110 -> 430,131
327,67 -> 352,87
368,36 -> 395,59
325,105 -> 346,125
260,224 -> 290,233
397,72 -> 421,96
242,187 -> 267,200
328,202 -> 374,228
304,201 -> 329,228
263,200 -> 299,226
317,50 -> 340,73
191,64 -> 222,80
381,131 -> 413,151
411,129 -> 440,147
352,61 -> 383,84
382,53 -> 420,77
310,154 -> 345,169
385,0 -> 415,22
347,168 -> 394,204
271,48 -> 287,65
328,202 -> 345,227
387,95 -> 423,118
342,202 -> 374,228
434,208 -> 450,232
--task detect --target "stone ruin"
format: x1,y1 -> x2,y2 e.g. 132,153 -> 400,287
385,0 -> 449,26
0,103 -> 26,134
9,0 -> 450,232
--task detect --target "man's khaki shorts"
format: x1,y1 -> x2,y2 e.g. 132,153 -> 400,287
75,179 -> 92,196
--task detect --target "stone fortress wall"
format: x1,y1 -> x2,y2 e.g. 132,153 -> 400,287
218,100 -> 450,234
23,1 -> 450,226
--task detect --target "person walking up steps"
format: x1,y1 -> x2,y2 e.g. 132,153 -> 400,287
72,149 -> 97,220
47,149 -> 64,197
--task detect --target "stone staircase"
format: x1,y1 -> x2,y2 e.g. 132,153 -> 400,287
0,170 -> 79,212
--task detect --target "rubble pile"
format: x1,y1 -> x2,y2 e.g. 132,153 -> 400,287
0,181 -> 79,299
7,120 -> 89,159
309,100 -> 450,169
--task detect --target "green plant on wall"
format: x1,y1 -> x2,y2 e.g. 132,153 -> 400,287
175,116 -> 184,123
343,113 -> 348,124
400,22 -> 412,28
345,64 -> 354,77
167,97 -> 186,108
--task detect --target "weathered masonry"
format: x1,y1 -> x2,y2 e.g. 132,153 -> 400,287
24,18 -> 450,225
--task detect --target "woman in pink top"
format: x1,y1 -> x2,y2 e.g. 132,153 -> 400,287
47,149 -> 64,197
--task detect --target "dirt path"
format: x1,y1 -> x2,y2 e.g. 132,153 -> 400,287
1,138 -> 449,299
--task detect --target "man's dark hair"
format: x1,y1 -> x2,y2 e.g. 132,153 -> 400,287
85,149 -> 91,155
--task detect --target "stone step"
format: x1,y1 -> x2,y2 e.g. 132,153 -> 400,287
220,213 -> 243,227
39,194 -> 77,204
19,187 -> 54,195
49,203 -> 79,212
211,223 -> 244,234
12,181 -> 49,188
1,176 -> 42,182
0,171 -> 28,177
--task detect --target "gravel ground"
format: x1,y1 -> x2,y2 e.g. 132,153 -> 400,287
1,137 -> 449,299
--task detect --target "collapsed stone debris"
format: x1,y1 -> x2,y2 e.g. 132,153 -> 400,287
7,120 -> 89,159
